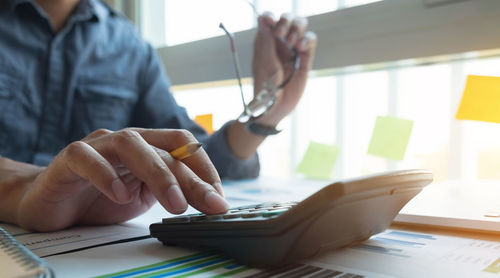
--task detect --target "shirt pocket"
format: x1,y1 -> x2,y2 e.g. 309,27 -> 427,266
0,71 -> 19,99
72,79 -> 138,138
0,71 -> 33,160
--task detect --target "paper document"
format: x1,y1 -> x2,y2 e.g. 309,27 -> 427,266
46,238 -> 390,278
0,223 -> 148,257
313,229 -> 500,277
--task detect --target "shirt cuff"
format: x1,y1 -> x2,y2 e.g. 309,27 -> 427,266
203,121 -> 260,180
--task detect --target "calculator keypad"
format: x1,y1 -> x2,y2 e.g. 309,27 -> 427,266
162,202 -> 298,224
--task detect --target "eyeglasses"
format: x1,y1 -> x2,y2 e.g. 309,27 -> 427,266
219,2 -> 300,123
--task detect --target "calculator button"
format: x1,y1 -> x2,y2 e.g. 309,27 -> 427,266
236,209 -> 253,214
236,205 -> 258,210
205,214 -> 224,221
242,212 -> 263,218
269,206 -> 291,211
162,216 -> 190,224
249,208 -> 270,212
255,202 -> 278,208
222,213 -> 241,219
263,209 -> 288,217
189,215 -> 207,221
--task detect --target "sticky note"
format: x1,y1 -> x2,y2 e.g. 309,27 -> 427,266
296,142 -> 339,180
194,114 -> 214,134
367,116 -> 413,160
456,75 -> 500,123
484,257 -> 500,274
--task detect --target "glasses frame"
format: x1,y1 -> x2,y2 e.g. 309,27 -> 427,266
219,3 -> 300,123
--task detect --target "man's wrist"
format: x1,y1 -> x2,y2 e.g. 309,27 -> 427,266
245,121 -> 281,137
0,158 -> 43,225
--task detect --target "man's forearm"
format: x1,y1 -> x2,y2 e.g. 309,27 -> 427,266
0,158 -> 43,225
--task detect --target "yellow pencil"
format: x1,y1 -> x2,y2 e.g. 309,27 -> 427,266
170,142 -> 203,160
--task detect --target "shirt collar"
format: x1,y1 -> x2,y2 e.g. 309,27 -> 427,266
7,0 -> 114,22
7,0 -> 32,11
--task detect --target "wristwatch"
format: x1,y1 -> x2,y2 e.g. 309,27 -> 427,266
245,121 -> 281,137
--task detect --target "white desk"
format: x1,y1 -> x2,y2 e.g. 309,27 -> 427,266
396,180 -> 500,233
14,177 -> 500,277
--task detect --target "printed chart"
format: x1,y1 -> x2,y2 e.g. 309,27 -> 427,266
314,230 -> 500,277
95,252 -> 371,278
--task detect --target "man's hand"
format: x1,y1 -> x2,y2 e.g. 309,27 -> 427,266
10,128 -> 228,232
252,12 -> 318,126
225,13 -> 317,160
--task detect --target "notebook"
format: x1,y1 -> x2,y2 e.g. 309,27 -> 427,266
0,227 -> 54,278
394,180 -> 500,233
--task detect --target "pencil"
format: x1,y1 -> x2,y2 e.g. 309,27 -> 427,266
170,142 -> 203,160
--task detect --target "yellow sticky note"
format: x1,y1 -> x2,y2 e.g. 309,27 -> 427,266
456,75 -> 500,123
367,116 -> 413,160
296,142 -> 339,180
194,114 -> 214,134
484,257 -> 500,274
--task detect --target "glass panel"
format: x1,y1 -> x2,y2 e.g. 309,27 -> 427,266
173,54 -> 500,182
344,0 -> 383,8
396,64 -> 452,182
258,117 -> 293,178
164,0 -> 255,46
293,76 -> 337,172
172,83 -> 251,129
260,75 -> 337,178
462,57 -> 500,180
343,70 -> 389,178
296,0 -> 338,17
255,0 -> 293,18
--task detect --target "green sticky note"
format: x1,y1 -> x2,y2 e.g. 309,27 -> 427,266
367,116 -> 414,160
296,142 -> 339,180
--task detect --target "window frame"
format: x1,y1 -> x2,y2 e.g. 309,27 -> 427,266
154,0 -> 500,86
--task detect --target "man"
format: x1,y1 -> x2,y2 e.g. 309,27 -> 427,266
0,0 -> 317,232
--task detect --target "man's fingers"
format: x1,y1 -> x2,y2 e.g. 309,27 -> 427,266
274,13 -> 293,39
138,129 -> 223,193
69,128 -> 225,215
298,31 -> 318,52
63,141 -> 132,204
286,17 -> 308,47
259,12 -> 276,28
107,129 -> 188,214
154,147 -> 229,214
80,128 -> 113,142
297,31 -> 318,71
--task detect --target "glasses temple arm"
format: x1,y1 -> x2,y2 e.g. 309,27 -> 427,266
219,23 -> 249,115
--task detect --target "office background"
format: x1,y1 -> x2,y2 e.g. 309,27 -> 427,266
105,0 -> 500,183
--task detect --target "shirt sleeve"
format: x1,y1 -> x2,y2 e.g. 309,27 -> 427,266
131,42 -> 260,180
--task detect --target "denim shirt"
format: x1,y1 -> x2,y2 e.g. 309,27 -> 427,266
0,0 -> 259,179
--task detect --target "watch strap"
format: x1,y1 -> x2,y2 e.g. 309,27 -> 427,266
245,121 -> 281,136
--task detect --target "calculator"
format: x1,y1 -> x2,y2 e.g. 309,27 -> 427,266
150,169 -> 432,267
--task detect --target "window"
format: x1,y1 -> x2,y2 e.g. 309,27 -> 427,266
112,0 -> 500,182
140,0 -> 383,47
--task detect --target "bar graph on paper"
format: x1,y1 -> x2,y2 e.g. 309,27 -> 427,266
93,230 -> 500,278
95,252 -> 367,278
346,230 -> 500,277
